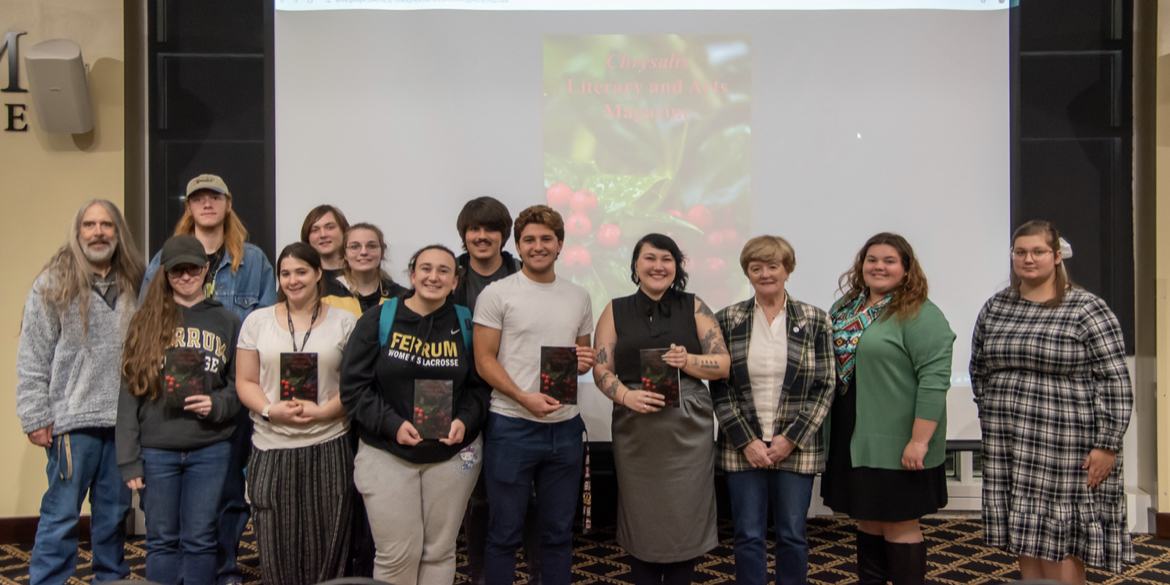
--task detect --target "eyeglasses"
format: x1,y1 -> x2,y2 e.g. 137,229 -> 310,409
347,242 -> 382,253
1011,249 -> 1053,260
168,265 -> 206,278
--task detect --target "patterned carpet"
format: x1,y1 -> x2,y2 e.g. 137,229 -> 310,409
2,517 -> 1169,584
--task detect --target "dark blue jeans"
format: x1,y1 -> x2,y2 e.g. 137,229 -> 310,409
142,442 -> 231,585
215,411 -> 252,585
464,473 -> 543,585
30,428 -> 130,585
726,468 -> 815,585
483,413 -> 584,585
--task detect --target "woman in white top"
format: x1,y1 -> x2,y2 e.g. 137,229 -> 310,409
235,242 -> 358,585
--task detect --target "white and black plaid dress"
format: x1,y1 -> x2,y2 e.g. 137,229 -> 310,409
970,288 -> 1133,572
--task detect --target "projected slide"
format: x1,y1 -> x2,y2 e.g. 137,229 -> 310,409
274,5 -> 1009,439
544,35 -> 751,313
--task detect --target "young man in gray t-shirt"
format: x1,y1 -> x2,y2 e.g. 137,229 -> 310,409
473,205 -> 596,585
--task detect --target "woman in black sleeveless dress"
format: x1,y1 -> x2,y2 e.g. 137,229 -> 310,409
592,233 -> 730,585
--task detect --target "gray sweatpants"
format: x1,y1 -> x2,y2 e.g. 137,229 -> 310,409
354,437 -> 483,585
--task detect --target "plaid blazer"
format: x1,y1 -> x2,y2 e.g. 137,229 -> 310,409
711,295 -> 836,474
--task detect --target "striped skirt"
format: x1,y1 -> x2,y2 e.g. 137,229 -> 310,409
247,434 -> 354,585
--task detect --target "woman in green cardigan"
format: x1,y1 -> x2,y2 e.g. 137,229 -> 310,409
821,232 -> 956,585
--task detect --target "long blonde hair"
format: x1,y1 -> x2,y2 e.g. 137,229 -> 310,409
122,274 -> 179,399
838,232 -> 929,321
173,201 -> 249,274
35,200 -> 144,333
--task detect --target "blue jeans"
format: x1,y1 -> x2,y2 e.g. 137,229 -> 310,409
726,468 -> 815,585
142,442 -> 232,585
30,428 -> 130,585
215,411 -> 252,585
483,414 -> 584,585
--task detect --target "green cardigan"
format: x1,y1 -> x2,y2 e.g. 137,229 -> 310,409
831,298 -> 956,470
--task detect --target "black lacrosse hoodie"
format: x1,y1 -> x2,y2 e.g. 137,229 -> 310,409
340,293 -> 488,464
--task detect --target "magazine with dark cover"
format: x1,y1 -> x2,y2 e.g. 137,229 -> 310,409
640,348 -> 680,408
164,347 -> 205,410
280,352 -> 319,402
540,346 -> 578,405
413,379 -> 454,440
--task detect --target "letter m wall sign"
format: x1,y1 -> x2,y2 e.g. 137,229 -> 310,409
1,30 -> 29,132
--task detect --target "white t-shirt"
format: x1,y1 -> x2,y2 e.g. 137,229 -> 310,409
473,271 -> 593,424
238,304 -> 357,450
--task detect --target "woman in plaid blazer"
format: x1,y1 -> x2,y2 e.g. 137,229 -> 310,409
710,236 -> 836,585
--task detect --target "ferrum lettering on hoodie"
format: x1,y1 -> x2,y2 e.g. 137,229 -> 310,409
386,332 -> 460,367
172,327 -> 228,372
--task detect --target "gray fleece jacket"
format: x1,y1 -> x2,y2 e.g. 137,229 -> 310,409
16,273 -> 136,435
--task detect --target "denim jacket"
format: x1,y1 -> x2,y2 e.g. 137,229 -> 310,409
142,242 -> 277,323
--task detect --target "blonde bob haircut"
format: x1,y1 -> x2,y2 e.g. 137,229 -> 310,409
739,235 -> 796,274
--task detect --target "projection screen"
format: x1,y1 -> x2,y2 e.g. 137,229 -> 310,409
274,0 -> 1010,440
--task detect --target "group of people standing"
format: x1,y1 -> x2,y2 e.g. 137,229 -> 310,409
16,172 -> 1133,585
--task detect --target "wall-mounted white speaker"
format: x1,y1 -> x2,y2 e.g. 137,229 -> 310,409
23,39 -> 93,134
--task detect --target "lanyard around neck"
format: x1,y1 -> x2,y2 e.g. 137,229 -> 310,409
287,301 -> 320,352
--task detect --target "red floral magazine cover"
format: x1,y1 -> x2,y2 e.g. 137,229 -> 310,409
540,346 -> 578,405
639,348 -> 680,408
414,379 -> 453,440
280,352 -> 319,402
164,347 -> 205,411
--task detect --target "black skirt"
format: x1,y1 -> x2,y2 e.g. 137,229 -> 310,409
820,380 -> 947,522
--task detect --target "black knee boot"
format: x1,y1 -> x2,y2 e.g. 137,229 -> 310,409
855,531 -> 888,585
886,541 -> 927,585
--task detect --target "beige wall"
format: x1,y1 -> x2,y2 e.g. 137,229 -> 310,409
0,0 -> 124,516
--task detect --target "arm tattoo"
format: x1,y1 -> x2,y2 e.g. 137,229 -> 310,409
700,327 -> 730,356
695,299 -> 729,355
695,299 -> 717,321
598,372 -> 621,399
597,347 -> 609,365
696,356 -> 722,370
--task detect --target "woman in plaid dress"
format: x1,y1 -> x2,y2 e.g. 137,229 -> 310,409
970,220 -> 1133,583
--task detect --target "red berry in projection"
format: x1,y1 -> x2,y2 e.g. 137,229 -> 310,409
721,228 -> 740,250
565,214 -> 592,237
570,190 -> 598,217
705,230 -> 726,250
702,257 -> 728,278
686,205 -> 714,228
597,224 -> 621,249
667,209 -> 684,219
546,183 -> 573,210
562,246 -> 591,272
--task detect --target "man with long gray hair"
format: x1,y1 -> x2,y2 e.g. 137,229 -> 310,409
16,200 -> 144,585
